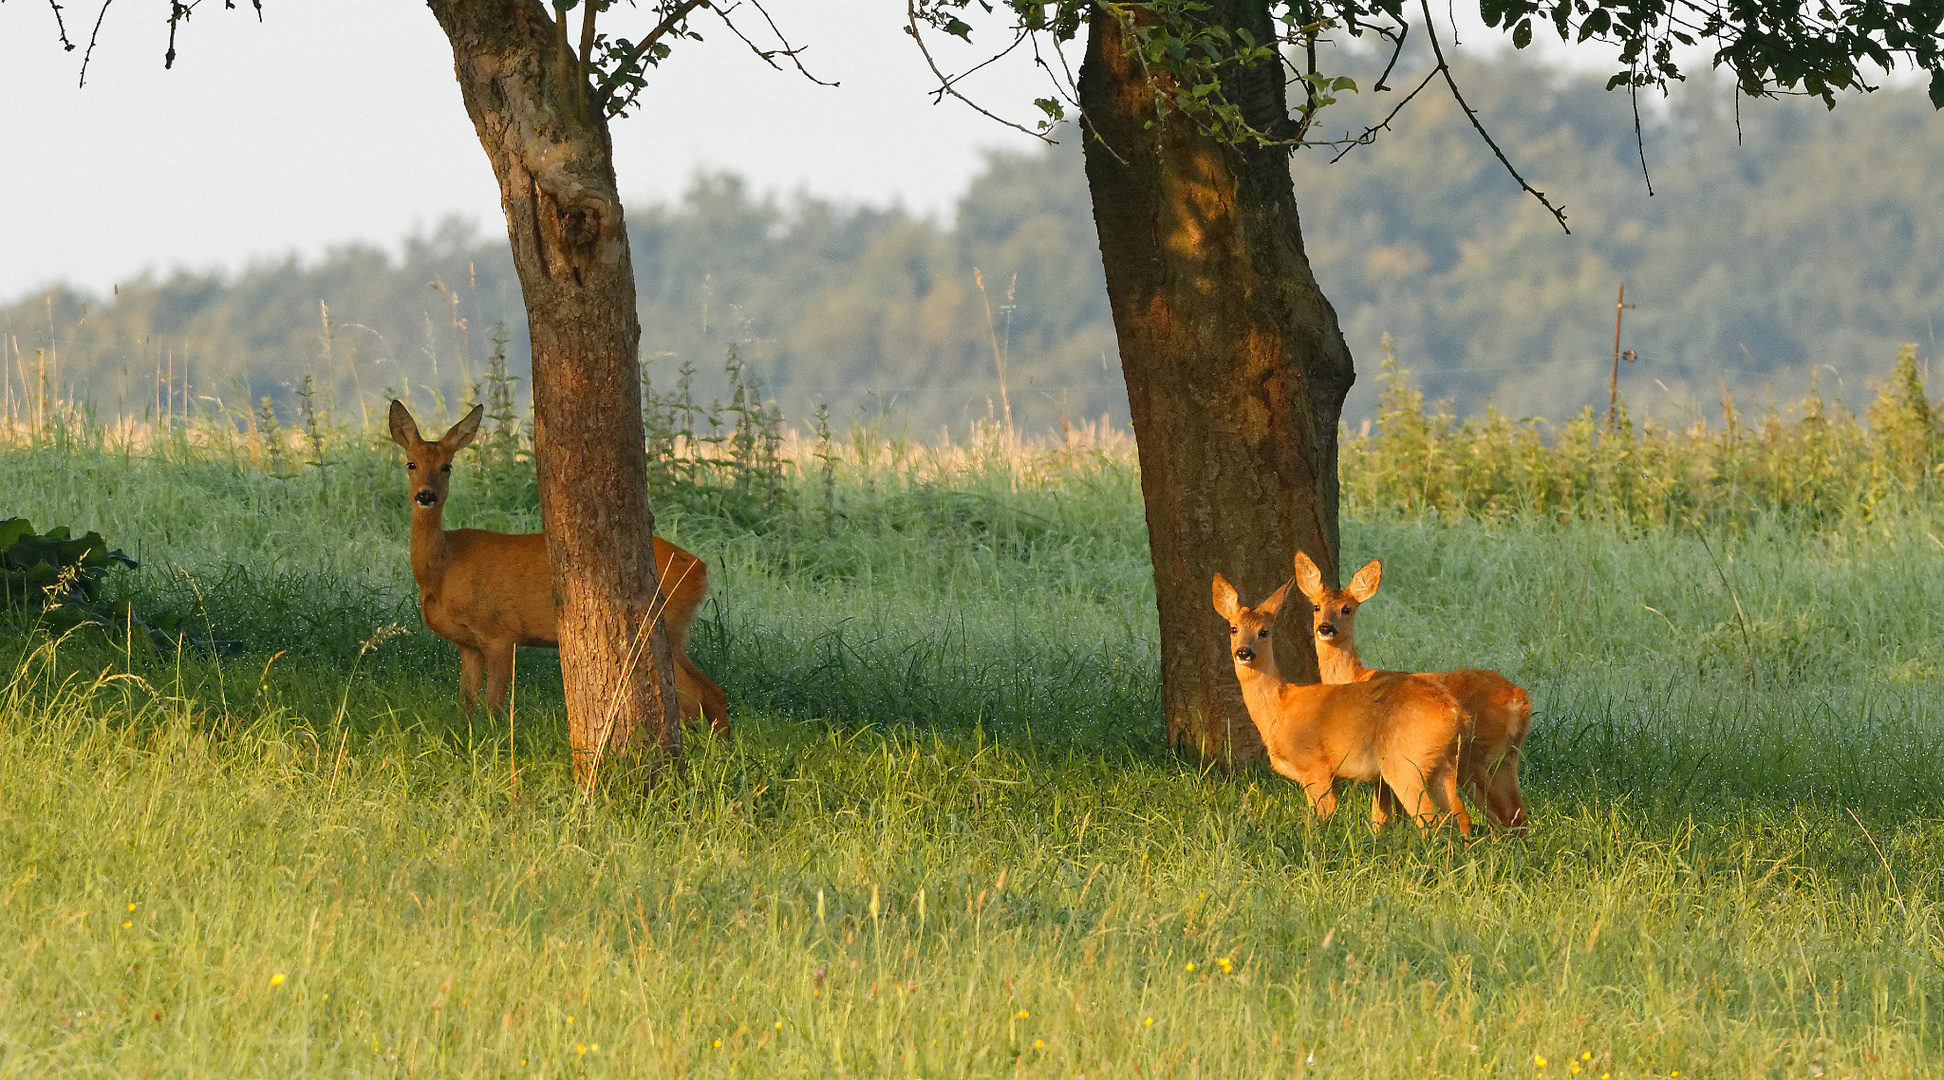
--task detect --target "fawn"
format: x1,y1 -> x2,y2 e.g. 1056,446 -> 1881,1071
1212,573 -> 1471,834
388,400 -> 729,733
1293,551 -> 1531,830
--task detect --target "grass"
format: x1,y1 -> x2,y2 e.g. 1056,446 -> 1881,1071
4,413 -> 1944,1078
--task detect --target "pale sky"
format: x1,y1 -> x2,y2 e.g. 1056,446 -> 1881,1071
0,0 -> 1059,301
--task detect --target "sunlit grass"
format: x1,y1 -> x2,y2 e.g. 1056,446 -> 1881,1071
4,418 -> 1944,1076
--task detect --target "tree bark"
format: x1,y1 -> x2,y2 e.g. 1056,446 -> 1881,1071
426,0 -> 682,787
1078,1 -> 1356,764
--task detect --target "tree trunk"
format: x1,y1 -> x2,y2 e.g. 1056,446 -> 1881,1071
1078,1 -> 1356,764
426,0 -> 682,787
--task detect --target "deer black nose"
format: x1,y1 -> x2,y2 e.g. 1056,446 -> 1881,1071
1317,623 -> 1337,638
1233,646 -> 1255,662
415,489 -> 437,507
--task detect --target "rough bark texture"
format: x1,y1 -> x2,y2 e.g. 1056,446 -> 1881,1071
426,0 -> 682,786
1078,1 -> 1356,764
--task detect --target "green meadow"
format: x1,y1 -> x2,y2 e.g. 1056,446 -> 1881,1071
4,376 -> 1944,1078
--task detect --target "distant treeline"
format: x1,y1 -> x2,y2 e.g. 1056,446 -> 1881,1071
3,56 -> 1940,435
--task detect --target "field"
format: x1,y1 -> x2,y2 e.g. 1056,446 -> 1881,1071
5,386 -> 1944,1078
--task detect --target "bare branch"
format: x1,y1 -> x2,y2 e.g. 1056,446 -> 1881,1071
78,0 -> 113,87
1329,65 -> 1437,163
49,0 -> 77,51
164,0 -> 188,69
1630,63 -> 1656,195
1369,20 -> 1409,92
934,20 -> 1030,95
718,0 -> 835,87
906,0 -> 1052,142
1418,0 -> 1569,233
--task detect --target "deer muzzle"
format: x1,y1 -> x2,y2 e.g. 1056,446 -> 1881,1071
415,489 -> 437,507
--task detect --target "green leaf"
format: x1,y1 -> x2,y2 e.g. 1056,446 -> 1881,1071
1932,69 -> 1944,110
944,17 -> 974,41
1578,8 -> 1611,41
1514,17 -> 1533,48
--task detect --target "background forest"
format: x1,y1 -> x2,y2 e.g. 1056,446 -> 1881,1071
5,56 -> 1940,436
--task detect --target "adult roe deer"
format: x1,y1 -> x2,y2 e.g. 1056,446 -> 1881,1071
1212,573 -> 1471,835
1293,551 -> 1531,830
388,400 -> 729,732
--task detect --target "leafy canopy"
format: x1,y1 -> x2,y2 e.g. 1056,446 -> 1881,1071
912,0 -> 1944,151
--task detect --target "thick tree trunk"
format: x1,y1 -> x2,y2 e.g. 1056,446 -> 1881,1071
1078,2 -> 1356,764
426,0 -> 682,787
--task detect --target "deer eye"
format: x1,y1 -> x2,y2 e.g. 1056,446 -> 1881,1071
1340,606 -> 1351,615
407,462 -> 417,470
1228,625 -> 1237,634
1257,629 -> 1269,638
1312,603 -> 1320,612
440,464 -> 452,473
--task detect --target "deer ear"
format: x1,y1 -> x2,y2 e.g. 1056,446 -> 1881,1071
388,399 -> 421,449
1212,574 -> 1241,621
1259,577 -> 1293,618
442,404 -> 485,452
1292,550 -> 1325,599
1347,559 -> 1382,602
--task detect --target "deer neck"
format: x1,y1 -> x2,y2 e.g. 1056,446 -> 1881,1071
408,502 -> 453,588
1314,637 -> 1370,683
1231,652 -> 1290,725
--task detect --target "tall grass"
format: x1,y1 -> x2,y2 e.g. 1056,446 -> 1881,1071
4,350 -> 1944,1075
1344,338 -> 1944,529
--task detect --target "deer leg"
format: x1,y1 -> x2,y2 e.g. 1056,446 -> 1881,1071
1487,752 -> 1528,831
1438,767 -> 1473,837
458,646 -> 485,712
1379,760 -> 1441,833
480,639 -> 517,718
1371,782 -> 1400,830
1300,772 -> 1340,821
679,655 -> 730,735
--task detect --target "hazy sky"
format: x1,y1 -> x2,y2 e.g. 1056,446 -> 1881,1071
0,0 -> 1057,301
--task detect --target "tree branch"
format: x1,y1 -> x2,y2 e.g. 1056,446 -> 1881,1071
1329,65 -> 1437,163
1369,19 -> 1408,92
1419,0 -> 1569,233
578,0 -> 599,116
906,0 -> 1051,142
718,0 -> 835,87
48,0 -> 77,50
164,0 -> 187,69
77,0 -> 115,86
1630,63 -> 1656,196
595,0 -> 711,100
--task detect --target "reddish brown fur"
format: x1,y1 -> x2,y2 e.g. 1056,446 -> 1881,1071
1212,574 -> 1471,835
389,400 -> 728,732
1293,551 -> 1532,830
